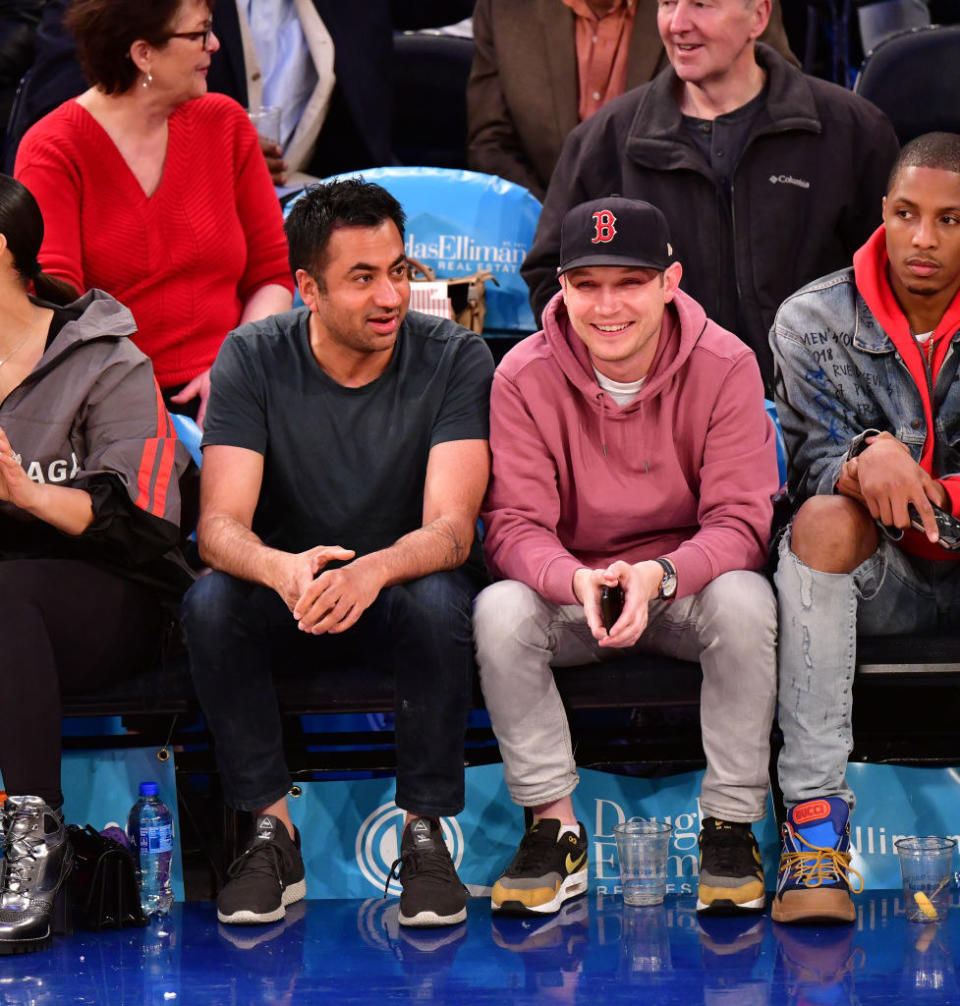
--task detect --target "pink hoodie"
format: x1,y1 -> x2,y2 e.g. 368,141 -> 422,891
482,288 -> 779,604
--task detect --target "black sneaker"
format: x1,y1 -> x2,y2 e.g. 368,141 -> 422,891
491,819 -> 588,916
385,818 -> 467,928
217,815 -> 306,925
697,817 -> 766,915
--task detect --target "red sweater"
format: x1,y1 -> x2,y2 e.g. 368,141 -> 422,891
15,94 -> 293,388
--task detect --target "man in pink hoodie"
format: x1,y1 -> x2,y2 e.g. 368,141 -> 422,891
474,196 -> 781,918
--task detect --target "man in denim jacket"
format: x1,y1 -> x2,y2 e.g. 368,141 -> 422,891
770,132 -> 960,925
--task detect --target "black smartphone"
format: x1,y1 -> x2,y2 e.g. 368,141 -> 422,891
908,502 -> 960,550
600,585 -> 624,633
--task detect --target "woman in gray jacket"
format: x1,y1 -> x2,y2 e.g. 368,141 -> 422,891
0,175 -> 194,956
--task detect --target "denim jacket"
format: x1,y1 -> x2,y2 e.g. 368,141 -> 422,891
770,266 -> 960,506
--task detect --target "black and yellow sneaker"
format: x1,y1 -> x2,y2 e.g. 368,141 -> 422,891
491,819 -> 588,916
696,817 -> 766,915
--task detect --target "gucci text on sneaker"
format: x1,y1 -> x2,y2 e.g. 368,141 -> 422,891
217,815 -> 306,926
772,797 -> 863,925
492,819 -> 589,916
696,818 -> 766,915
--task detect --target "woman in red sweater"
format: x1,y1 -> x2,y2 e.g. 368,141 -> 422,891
14,0 -> 293,427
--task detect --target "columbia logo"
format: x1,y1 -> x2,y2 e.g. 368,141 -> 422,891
769,174 -> 811,190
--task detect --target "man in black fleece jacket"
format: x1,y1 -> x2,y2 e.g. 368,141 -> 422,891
521,0 -> 899,392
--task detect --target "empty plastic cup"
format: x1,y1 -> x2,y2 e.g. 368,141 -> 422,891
248,105 -> 282,146
895,836 -> 956,923
614,819 -> 673,906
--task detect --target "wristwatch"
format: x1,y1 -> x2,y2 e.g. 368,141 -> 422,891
654,558 -> 677,600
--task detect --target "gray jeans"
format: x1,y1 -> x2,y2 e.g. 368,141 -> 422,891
473,571 -> 777,823
775,528 -> 960,810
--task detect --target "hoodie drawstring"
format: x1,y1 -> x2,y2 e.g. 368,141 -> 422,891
596,390 -> 652,470
597,392 -> 608,458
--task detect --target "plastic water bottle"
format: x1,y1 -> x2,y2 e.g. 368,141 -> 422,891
127,782 -> 174,917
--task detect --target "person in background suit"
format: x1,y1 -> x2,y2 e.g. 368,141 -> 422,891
5,1 -> 476,181
466,0 -> 796,200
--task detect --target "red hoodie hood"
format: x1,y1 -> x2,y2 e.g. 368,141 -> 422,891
853,225 -> 960,557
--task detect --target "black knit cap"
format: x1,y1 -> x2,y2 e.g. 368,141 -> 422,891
558,196 -> 674,275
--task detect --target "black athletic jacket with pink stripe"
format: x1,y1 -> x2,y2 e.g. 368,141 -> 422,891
0,288 -> 194,602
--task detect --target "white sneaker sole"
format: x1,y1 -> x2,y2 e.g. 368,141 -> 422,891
398,905 -> 468,928
218,878 -> 307,925
492,868 -> 589,916
696,892 -> 766,913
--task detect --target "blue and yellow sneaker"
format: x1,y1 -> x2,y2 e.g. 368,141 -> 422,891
771,798 -> 863,924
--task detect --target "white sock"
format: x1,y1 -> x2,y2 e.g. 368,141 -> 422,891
558,823 -> 582,840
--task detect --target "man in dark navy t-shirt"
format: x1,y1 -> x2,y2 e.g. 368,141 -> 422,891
182,179 -> 494,930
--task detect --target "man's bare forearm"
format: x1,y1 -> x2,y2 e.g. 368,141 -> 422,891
198,513 -> 288,591
352,514 -> 474,591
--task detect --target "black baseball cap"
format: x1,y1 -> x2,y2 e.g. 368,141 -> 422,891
557,196 -> 674,275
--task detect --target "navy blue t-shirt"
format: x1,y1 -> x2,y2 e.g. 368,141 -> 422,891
203,307 -> 494,560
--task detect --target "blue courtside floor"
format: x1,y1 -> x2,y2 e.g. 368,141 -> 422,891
2,891 -> 958,1005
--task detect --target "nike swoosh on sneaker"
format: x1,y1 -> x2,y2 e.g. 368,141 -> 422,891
565,852 -> 587,874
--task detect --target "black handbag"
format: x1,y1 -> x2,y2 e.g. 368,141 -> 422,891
67,824 -> 148,931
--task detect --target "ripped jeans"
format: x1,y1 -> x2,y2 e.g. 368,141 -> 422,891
775,527 -> 960,810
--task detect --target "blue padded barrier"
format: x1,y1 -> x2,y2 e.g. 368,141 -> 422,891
764,398 -> 788,489
170,412 -> 202,467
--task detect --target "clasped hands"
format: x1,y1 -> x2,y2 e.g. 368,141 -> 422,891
573,559 -> 665,649
0,425 -> 37,511
836,432 -> 949,542
275,544 -> 382,635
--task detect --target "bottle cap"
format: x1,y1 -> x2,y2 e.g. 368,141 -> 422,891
139,781 -> 159,797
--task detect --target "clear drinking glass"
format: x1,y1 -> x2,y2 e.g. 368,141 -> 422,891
247,105 -> 282,146
895,836 -> 956,923
613,819 -> 673,907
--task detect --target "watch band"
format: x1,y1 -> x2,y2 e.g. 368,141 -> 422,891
654,558 -> 677,599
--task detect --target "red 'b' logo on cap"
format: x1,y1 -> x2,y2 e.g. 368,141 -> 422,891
591,210 -> 617,244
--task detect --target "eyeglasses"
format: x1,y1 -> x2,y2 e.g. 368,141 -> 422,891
168,22 -> 215,50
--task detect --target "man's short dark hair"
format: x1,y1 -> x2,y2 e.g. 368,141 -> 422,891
285,179 -> 407,284
887,132 -> 960,192
66,0 -> 207,94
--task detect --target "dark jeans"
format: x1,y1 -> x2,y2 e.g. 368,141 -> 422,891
181,566 -> 484,817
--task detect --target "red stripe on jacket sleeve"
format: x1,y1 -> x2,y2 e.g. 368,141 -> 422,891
149,437 -> 177,518
133,382 -> 176,514
134,438 -> 160,512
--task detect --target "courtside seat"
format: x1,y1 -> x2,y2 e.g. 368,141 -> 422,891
853,23 -> 960,144
60,634 -> 960,773
391,33 -> 475,170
